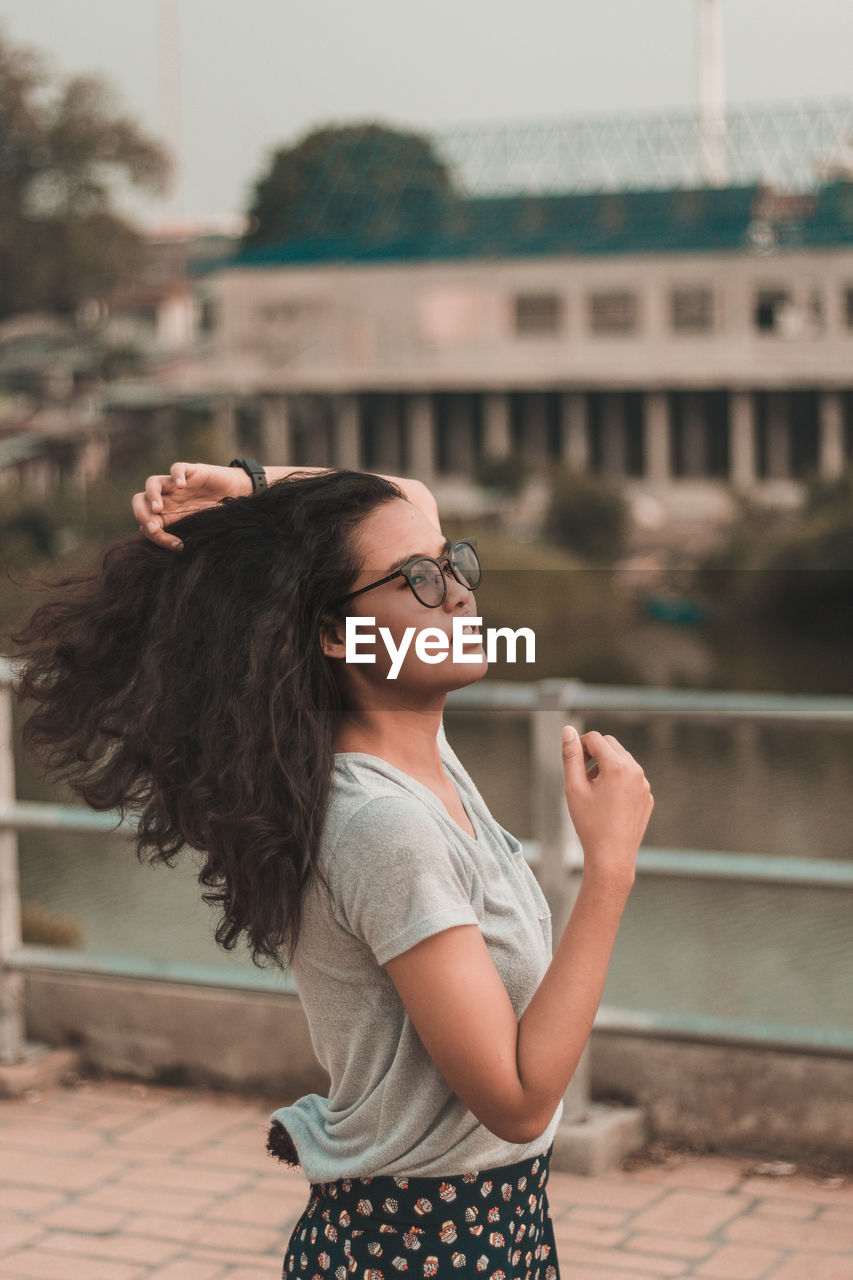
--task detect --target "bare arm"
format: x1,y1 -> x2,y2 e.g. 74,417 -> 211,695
384,729 -> 652,1144
132,461 -> 441,550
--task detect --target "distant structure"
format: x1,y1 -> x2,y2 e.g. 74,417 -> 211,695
158,96 -> 853,511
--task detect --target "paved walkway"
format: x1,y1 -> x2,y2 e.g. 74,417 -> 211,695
1,1076 -> 852,1280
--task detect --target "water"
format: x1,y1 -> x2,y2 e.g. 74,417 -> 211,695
12,698 -> 853,1043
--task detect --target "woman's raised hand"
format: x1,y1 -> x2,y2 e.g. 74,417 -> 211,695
561,727 -> 654,891
131,462 -> 252,550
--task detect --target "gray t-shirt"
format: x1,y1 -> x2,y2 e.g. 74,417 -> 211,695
269,720 -> 563,1182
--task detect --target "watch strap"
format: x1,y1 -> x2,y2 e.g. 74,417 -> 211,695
229,458 -> 268,493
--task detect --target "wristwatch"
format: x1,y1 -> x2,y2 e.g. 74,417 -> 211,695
229,458 -> 268,493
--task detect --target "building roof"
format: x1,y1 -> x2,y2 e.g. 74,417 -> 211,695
223,180 -> 853,270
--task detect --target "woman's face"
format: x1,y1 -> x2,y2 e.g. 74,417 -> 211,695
325,499 -> 487,702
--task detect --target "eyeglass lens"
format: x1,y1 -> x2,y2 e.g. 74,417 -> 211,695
408,543 -> 481,606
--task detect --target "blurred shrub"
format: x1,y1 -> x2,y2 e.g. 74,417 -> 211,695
21,901 -> 86,948
696,473 -> 853,639
543,466 -> 629,564
474,452 -> 528,496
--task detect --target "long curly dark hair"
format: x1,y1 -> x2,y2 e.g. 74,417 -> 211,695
10,469 -> 404,970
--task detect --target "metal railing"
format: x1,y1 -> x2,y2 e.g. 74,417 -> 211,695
3,656 -> 853,1087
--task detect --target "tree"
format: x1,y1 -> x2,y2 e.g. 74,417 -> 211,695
0,26 -> 170,318
242,122 -> 455,250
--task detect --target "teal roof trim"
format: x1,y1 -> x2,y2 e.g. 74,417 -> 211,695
216,181 -> 853,271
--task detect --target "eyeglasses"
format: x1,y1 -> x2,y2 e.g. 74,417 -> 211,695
334,539 -> 481,609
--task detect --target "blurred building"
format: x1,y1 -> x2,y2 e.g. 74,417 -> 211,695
197,175 -> 853,503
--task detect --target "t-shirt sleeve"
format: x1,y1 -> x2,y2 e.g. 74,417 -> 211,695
327,795 -> 480,965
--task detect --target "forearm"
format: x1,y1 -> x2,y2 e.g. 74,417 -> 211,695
515,872 -> 632,1134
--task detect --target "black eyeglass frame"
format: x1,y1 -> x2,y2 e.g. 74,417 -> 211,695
332,539 -> 481,610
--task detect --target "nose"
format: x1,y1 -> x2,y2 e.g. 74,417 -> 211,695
441,565 -> 474,611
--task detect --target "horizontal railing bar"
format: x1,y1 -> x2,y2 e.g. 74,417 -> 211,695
448,681 -> 853,723
9,945 -> 850,1057
594,1005 -> 853,1056
6,945 -> 296,993
5,798 -> 850,887
7,656 -> 853,723
0,802 -> 138,836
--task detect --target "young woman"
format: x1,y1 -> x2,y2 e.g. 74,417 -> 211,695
14,458 -> 653,1280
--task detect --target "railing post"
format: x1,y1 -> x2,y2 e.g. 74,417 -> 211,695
530,678 -> 588,1121
0,675 -> 25,1064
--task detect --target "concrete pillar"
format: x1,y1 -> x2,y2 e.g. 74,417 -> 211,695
600,393 -> 627,477
559,392 -> 590,471
818,390 -> 845,480
444,396 -> 476,475
212,395 -> 238,463
682,393 -> 706,478
259,395 -> 293,465
765,392 -> 790,479
482,391 -> 512,458
525,393 -> 550,461
729,390 -> 756,490
373,397 -> 401,472
405,394 -> 436,482
644,391 -> 672,484
334,394 -> 361,471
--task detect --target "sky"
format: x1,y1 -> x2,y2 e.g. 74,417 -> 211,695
0,0 -> 851,228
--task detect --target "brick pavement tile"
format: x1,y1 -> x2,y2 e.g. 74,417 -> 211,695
185,1220 -> 285,1254
121,1214 -> 284,1255
0,1152 -> 128,1193
188,1246 -> 286,1271
81,1183 -> 217,1217
554,1271 -> 673,1280
819,1207 -> 853,1225
694,1243 -> 785,1278
627,1232 -> 716,1260
630,1190 -> 754,1237
738,1177 -> 853,1206
552,1242 -> 690,1276
725,1214 -> 853,1252
0,1223 -> 45,1255
0,1246 -> 148,1279
138,1260 -> 226,1280
764,1254 -> 853,1280
753,1198 -> 818,1220
211,1188 -> 309,1229
39,1203 -> 130,1234
546,1172 -> 665,1216
569,1206 -> 635,1228
628,1157 -> 748,1193
33,1228 -> 179,1266
116,1159 -> 255,1196
0,1186 -> 65,1214
550,1218 -> 627,1248
1,1121 -> 108,1154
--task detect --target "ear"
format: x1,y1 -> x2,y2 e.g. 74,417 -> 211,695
319,613 -> 347,661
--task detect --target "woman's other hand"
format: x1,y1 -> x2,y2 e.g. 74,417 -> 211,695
132,462 -> 250,550
561,726 -> 654,891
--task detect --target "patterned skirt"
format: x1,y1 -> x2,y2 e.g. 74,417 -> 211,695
279,1142 -> 559,1280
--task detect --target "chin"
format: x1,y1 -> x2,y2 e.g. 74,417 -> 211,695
442,653 -> 489,690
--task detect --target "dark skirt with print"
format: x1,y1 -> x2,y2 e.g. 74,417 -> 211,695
276,1138 -> 559,1280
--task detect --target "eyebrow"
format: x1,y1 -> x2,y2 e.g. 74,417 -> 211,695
385,537 -> 452,575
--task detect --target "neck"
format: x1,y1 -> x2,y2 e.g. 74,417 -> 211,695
334,701 -> 446,780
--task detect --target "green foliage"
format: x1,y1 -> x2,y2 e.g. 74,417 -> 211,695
0,26 -> 170,317
242,122 -> 455,248
696,473 -> 853,640
474,452 -> 528,496
542,467 -> 630,564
